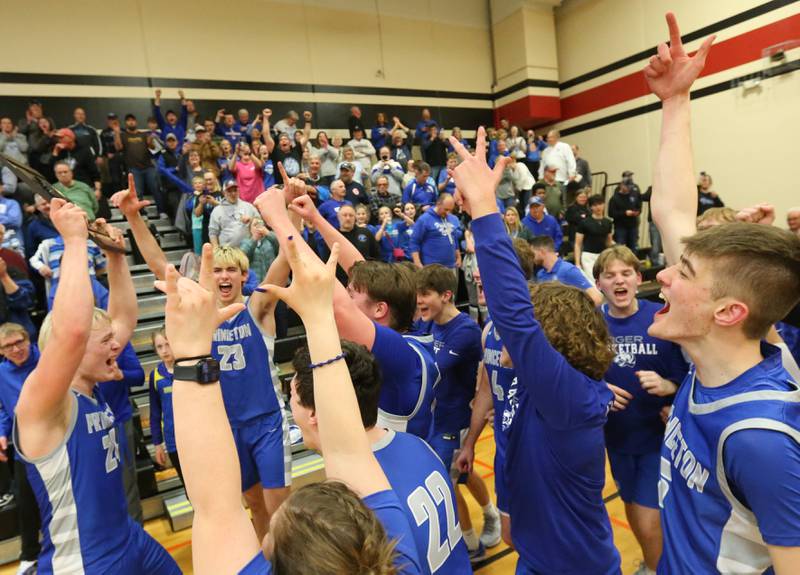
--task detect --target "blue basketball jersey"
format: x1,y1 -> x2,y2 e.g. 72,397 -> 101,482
149,363 -> 176,453
15,389 -> 130,573
482,319 -> 516,461
212,298 -> 283,427
431,313 -> 482,433
659,345 -> 800,574
373,430 -> 470,574
371,324 -> 437,441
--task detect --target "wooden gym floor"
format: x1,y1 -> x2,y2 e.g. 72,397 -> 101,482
0,427 -> 644,574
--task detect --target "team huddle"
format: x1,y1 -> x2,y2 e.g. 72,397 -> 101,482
3,12 -> 800,575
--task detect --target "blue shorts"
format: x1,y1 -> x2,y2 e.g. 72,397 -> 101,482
429,428 -> 467,482
232,410 -> 291,491
239,551 -> 271,574
607,449 -> 660,509
494,449 -> 509,515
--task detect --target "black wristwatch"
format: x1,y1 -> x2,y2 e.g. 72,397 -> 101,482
174,356 -> 220,384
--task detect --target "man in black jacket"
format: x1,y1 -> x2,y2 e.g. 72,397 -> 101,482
608,173 -> 642,251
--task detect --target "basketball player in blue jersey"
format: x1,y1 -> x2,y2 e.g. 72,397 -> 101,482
457,248 -> 535,549
415,264 -> 501,561
157,234 -> 420,574
446,129 -> 621,573
289,340 -> 471,574
645,13 -> 800,573
112,174 -> 294,542
593,245 -> 689,575
149,328 -> 182,481
271,193 -> 436,439
14,197 -> 179,574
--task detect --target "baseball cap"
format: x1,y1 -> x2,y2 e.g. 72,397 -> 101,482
107,112 -> 118,119
340,162 -> 355,172
223,180 -> 238,191
622,170 -> 634,178
165,133 -> 178,141
544,164 -> 558,172
528,196 -> 544,207
194,124 -> 206,132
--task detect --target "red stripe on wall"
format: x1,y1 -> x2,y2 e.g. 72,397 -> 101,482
493,95 -> 561,128
559,13 -> 800,121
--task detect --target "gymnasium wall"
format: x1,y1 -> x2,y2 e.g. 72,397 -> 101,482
552,0 -> 800,224
0,0 -> 496,133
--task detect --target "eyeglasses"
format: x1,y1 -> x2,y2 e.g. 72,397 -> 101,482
0,338 -> 27,352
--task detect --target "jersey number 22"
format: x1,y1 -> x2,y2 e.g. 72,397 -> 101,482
407,470 -> 463,572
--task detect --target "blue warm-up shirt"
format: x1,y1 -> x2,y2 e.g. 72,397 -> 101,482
318,199 -> 351,228
472,213 -> 619,574
402,181 -> 438,208
431,313 -> 482,433
521,213 -> 563,250
603,300 -> 689,454
0,345 -> 39,438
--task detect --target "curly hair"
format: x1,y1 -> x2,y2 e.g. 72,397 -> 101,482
528,281 -> 615,380
271,481 -> 399,575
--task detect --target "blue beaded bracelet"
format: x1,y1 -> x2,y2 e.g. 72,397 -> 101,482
309,353 -> 345,370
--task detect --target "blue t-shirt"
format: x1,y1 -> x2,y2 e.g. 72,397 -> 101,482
437,170 -> 456,195
149,363 -> 176,453
0,345 -> 39,438
373,430 -> 470,574
318,199 -> 352,228
521,213 -> 563,249
261,159 -> 275,189
396,221 -> 415,259
402,181 -> 438,208
603,300 -> 689,454
471,213 -> 620,574
536,258 -> 591,290
371,324 -> 436,440
369,222 -> 401,263
212,300 -> 282,427
431,313 -> 482,433
408,210 -> 462,268
658,344 -> 800,575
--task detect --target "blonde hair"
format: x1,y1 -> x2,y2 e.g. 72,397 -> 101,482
212,246 -> 249,275
38,308 -> 110,352
696,207 -> 736,229
0,323 -> 29,342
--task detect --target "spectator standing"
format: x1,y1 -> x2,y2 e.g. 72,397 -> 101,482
437,154 -> 458,196
608,179 -> 642,251
229,142 -> 264,203
49,129 -> 101,195
370,147 -> 404,197
370,112 -> 391,150
240,218 -> 279,282
524,130 -> 546,177
696,171 -> 723,215
188,175 -> 221,253
273,110 -> 300,139
402,162 -> 437,210
208,181 -> 259,248
307,131 -> 339,185
99,114 -> 126,194
537,165 -> 565,219
572,145 -> 592,190
52,162 -> 98,221
509,155 -> 535,209
640,186 -> 664,267
394,202 -> 417,259
447,126 -> 469,154
318,180 -> 353,228
332,205 -> 380,282
503,206 -> 534,242
265,109 -> 309,182
191,125 -> 222,177
28,117 -> 56,180
348,106 -> 365,138
389,131 -> 412,171
337,162 -> 368,207
234,109 -> 251,140
214,110 -> 240,146
347,127 -> 376,181
538,130 -> 576,195
24,194 -> 58,260
564,190 -> 590,247
371,205 -> 402,263
153,89 -> 188,144
414,108 -> 438,145
298,156 -> 327,203
409,193 -> 462,269
788,207 -> 800,238
114,114 -> 166,217
16,102 -> 54,149
67,107 -> 101,162
574,195 -> 614,279
506,126 -> 527,161
521,197 -> 562,251
421,126 -> 448,181
0,117 -> 29,165
156,133 -> 184,220
0,189 -> 23,255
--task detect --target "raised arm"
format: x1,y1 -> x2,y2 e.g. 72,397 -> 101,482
646,13 -> 714,265
263,237 -> 390,496
157,247 -> 255,575
96,220 -> 138,347
262,108 -> 275,153
110,174 -> 169,280
15,200 -> 93,459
